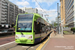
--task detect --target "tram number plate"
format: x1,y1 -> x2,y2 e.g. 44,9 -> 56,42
21,35 -> 25,37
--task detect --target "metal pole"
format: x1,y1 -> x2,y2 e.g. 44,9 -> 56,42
61,19 -> 64,36
62,26 -> 63,36
57,3 -> 59,34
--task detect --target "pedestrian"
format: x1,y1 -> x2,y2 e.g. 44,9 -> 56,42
46,29 -> 48,34
54,28 -> 56,35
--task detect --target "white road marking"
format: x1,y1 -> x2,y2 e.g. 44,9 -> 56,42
0,41 -> 15,47
31,47 -> 34,48
22,46 -> 29,48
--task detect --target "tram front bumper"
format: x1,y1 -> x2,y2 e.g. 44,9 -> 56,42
19,38 -> 27,41
15,39 -> 34,44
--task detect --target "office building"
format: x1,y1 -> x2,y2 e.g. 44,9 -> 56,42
60,0 -> 75,27
0,0 -> 8,24
20,7 -> 44,17
8,1 -> 16,24
20,7 -> 38,13
0,0 -> 19,27
18,9 -> 25,14
60,0 -> 65,27
25,7 -> 38,13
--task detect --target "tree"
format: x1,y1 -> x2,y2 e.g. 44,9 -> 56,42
54,22 -> 58,27
51,21 -> 58,27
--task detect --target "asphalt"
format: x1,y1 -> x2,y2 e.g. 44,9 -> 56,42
0,36 -> 15,45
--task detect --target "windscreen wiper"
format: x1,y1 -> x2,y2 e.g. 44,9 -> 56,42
21,32 -> 23,35
21,27 -> 27,35
21,27 -> 26,35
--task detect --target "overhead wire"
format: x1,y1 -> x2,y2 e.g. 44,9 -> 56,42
34,0 -> 57,22
34,0 -> 48,21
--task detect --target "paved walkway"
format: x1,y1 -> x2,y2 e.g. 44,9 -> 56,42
43,31 -> 75,50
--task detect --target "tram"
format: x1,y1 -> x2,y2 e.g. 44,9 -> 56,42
15,13 -> 51,44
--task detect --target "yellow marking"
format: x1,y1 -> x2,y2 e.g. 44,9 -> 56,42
36,37 -> 50,50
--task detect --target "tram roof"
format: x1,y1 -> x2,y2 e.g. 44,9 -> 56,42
33,13 -> 50,25
18,13 -> 50,25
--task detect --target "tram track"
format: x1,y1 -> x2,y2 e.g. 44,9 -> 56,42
26,46 -> 31,50
6,45 -> 17,50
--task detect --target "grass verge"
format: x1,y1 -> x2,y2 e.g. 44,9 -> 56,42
63,31 -> 72,35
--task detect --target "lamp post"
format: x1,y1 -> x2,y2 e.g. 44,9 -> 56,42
58,16 -> 60,34
61,19 -> 64,36
57,3 -> 60,34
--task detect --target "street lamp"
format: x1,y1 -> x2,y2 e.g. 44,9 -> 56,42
58,16 -> 60,34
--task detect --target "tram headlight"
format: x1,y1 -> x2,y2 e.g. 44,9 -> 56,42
15,35 -> 19,39
28,36 -> 32,39
31,40 -> 33,42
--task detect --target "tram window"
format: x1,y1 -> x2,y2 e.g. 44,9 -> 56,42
34,22 -> 36,32
34,22 -> 41,34
17,14 -> 33,32
41,24 -> 46,33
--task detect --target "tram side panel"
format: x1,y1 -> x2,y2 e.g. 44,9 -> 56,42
34,22 -> 48,43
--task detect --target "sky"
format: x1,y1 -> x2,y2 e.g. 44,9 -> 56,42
9,0 -> 60,23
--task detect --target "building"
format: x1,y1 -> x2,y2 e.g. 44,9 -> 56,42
60,0 -> 75,27
38,13 -> 43,17
18,9 -> 25,14
20,7 -> 25,12
60,0 -> 65,27
20,7 -> 44,17
0,0 -> 19,28
20,7 -> 38,13
8,1 -> 16,25
0,0 -> 8,24
25,8 -> 44,17
25,8 -> 38,13
14,5 -> 18,23
18,7 -> 25,14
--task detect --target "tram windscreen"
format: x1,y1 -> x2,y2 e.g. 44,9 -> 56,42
17,14 -> 33,32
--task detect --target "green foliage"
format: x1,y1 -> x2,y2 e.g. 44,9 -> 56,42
50,24 -> 52,26
54,22 -> 58,27
64,31 -> 72,34
50,22 -> 58,27
71,27 -> 75,32
65,25 -> 68,27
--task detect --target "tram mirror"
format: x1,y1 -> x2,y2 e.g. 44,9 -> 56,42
34,31 -> 35,32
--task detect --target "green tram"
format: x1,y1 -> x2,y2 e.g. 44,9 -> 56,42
15,13 -> 51,44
